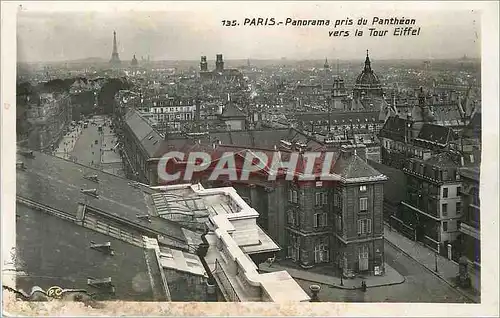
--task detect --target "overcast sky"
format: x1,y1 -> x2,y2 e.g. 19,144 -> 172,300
16,1 -> 482,62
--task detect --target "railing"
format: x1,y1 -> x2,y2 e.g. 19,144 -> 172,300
214,259 -> 240,302
423,235 -> 439,252
17,196 -> 76,222
389,215 -> 415,241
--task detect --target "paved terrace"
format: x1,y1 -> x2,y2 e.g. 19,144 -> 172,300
151,183 -> 311,302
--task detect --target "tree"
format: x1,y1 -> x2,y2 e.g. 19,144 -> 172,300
97,78 -> 131,114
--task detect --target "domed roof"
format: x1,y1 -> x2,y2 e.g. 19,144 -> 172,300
355,50 -> 381,86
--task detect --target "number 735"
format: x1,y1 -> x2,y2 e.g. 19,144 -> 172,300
222,20 -> 238,27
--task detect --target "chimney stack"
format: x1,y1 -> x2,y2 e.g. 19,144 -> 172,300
341,144 -> 367,162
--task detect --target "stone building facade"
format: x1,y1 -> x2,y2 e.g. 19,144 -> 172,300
457,166 -> 480,268
24,92 -> 72,151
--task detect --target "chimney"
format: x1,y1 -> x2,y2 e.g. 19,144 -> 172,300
341,144 -> 367,162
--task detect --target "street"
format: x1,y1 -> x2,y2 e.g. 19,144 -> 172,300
54,115 -> 124,176
71,118 -> 103,168
295,242 -> 471,303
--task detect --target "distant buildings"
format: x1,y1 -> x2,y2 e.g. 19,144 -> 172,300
199,54 -> 244,82
457,166 -> 480,268
378,83 -> 481,257
17,92 -> 71,150
398,152 -> 464,252
146,95 -> 198,132
117,108 -> 388,276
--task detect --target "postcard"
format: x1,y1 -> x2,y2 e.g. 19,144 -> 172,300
1,1 -> 498,316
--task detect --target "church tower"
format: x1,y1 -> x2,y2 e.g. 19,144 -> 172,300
110,31 -> 121,67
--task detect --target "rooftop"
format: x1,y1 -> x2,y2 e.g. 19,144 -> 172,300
332,146 -> 388,183
16,149 -> 190,246
184,185 -> 309,302
16,203 -> 168,301
150,183 -> 279,254
124,109 -> 164,157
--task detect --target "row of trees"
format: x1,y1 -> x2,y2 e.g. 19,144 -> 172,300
16,77 -> 131,139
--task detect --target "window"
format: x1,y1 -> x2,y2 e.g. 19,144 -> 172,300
457,187 -> 462,196
292,190 -> 298,204
443,221 -> 448,232
288,189 -> 293,202
322,193 -> 327,205
442,170 -> 449,181
334,192 -> 342,207
287,210 -> 295,225
287,234 -> 300,261
359,185 -> 367,192
357,219 -> 372,235
315,193 -> 322,206
442,203 -> 448,216
313,213 -> 328,228
358,245 -> 369,258
456,202 -> 462,214
314,239 -> 329,263
336,215 -> 343,232
442,187 -> 448,198
359,198 -> 368,212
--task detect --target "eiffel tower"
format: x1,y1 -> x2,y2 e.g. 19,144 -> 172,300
109,31 -> 121,67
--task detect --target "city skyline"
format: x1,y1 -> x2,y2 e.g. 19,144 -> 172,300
17,3 -> 481,63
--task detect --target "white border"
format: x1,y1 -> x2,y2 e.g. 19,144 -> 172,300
2,1 -> 499,316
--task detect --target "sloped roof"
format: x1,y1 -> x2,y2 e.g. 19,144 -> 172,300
154,128 -> 324,158
459,166 -> 480,182
332,152 -> 387,183
16,149 -> 187,242
424,151 -> 460,168
368,160 -> 406,204
124,109 -> 163,157
416,123 -> 456,146
379,116 -> 410,142
297,111 -> 380,124
16,204 -> 167,301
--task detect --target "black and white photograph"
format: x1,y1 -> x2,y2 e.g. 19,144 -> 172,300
1,1 -> 498,316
